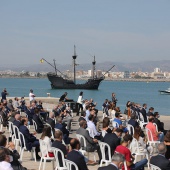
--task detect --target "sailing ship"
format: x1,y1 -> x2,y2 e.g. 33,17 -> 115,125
41,46 -> 114,89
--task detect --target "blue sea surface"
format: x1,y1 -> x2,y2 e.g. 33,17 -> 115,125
0,78 -> 169,115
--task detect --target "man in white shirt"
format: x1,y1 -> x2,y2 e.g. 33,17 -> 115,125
0,148 -> 14,170
87,114 -> 101,139
29,89 -> 35,104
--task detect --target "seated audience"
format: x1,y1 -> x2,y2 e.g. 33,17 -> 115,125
52,129 -> 67,166
40,126 -> 54,157
67,138 -> 88,170
46,112 -> 55,135
55,117 -> 70,144
104,128 -> 123,157
0,147 -> 14,170
0,134 -> 27,170
154,111 -> 167,135
164,130 -> 170,159
146,115 -> 164,142
78,111 -> 86,122
98,153 -> 125,170
33,108 -> 44,133
102,117 -> 112,137
87,114 -> 101,140
76,120 -> 102,163
115,134 -> 147,170
150,143 -> 170,170
19,117 -> 41,160
114,112 -> 128,133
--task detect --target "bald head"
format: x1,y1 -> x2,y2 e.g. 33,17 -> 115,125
49,112 -> 54,118
79,120 -> 86,128
70,138 -> 80,150
15,114 -> 21,120
158,143 -> 167,154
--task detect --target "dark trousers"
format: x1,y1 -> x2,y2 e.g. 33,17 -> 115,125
76,103 -> 83,116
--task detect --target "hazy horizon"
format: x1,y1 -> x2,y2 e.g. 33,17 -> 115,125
1,1 -> 170,65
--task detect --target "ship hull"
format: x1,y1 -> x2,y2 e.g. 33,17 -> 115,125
47,73 -> 104,90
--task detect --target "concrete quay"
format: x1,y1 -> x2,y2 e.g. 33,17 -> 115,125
3,97 -> 170,170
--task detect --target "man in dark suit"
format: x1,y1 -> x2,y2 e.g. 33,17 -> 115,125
140,103 -> 147,122
154,112 -> 167,135
52,129 -> 67,167
19,117 -> 40,160
150,143 -> 170,170
32,108 -> 44,133
78,111 -> 86,122
13,114 -> 21,128
98,153 -> 125,170
104,128 -> 123,157
47,112 -> 55,135
67,138 -> 88,170
76,120 -> 102,163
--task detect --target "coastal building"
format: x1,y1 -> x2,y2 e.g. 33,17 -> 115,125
124,71 -> 130,78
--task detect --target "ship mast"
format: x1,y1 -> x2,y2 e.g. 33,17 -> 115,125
72,45 -> 77,84
92,56 -> 96,79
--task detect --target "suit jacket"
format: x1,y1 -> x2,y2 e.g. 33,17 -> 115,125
33,114 -> 44,133
140,108 -> 147,122
47,118 -> 55,130
55,123 -> 69,136
67,150 -> 88,170
25,108 -> 34,125
150,154 -> 170,170
154,118 -> 164,131
13,120 -> 21,128
98,164 -> 118,170
104,133 -> 120,156
19,125 -> 37,151
76,127 -> 96,152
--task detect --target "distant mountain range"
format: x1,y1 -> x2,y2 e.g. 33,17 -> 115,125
1,60 -> 170,72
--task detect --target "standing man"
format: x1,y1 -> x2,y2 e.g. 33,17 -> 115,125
112,93 -> 117,106
1,88 -> 8,103
29,89 -> 35,104
140,103 -> 147,122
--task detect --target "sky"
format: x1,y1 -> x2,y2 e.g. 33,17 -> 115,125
0,0 -> 170,66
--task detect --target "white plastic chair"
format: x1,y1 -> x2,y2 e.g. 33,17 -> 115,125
52,148 -> 67,170
112,121 -> 119,128
19,132 -> 36,162
8,121 -> 14,138
76,133 -> 96,161
137,113 -> 147,129
76,134 -> 87,156
153,123 -> 158,132
86,127 -> 95,138
0,115 -> 3,131
99,142 -> 112,167
13,125 -> 21,150
145,128 -> 160,146
64,159 -> 78,170
150,164 -> 161,170
130,138 -> 149,168
145,128 -> 160,154
32,120 -> 38,132
39,139 -> 55,170
127,124 -> 134,135
101,130 -> 107,137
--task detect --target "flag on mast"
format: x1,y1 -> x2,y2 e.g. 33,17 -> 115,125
40,59 -> 44,63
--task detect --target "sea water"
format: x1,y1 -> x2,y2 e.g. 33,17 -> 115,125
0,78 -> 169,115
